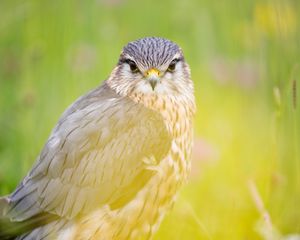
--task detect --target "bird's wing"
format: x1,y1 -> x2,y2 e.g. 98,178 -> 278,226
5,83 -> 172,223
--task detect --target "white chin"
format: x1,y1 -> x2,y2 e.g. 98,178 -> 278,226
135,82 -> 169,95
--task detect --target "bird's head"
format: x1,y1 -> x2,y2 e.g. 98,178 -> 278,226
107,37 -> 194,99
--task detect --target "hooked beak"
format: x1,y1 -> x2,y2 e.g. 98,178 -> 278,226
146,68 -> 160,90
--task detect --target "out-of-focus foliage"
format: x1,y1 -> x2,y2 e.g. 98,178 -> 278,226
0,0 -> 299,239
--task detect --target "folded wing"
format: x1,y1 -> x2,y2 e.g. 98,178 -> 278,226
4,84 -> 171,230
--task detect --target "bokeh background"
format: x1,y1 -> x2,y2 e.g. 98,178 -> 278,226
0,0 -> 299,239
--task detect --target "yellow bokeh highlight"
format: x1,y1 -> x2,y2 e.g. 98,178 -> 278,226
254,2 -> 297,37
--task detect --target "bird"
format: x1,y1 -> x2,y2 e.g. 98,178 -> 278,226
0,37 -> 196,240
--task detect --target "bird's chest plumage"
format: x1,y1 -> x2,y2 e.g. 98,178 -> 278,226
130,93 -> 194,181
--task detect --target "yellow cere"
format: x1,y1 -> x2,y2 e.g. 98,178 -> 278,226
146,68 -> 161,77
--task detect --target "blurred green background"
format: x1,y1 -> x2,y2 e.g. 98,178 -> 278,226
0,0 -> 299,239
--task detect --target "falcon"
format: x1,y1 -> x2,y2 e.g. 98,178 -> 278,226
0,37 -> 196,240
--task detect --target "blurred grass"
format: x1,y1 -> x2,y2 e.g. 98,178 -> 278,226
0,0 -> 299,239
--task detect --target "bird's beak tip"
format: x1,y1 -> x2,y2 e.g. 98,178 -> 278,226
149,80 -> 157,91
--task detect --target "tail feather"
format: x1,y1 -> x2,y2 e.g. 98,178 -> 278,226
0,196 -> 20,239
0,196 -> 9,217
0,197 -> 59,239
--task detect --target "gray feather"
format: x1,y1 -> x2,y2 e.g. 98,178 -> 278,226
4,82 -> 171,230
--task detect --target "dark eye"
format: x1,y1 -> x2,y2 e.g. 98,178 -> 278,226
167,59 -> 179,72
125,59 -> 139,73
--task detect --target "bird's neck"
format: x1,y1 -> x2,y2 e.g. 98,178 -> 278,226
128,92 -> 196,137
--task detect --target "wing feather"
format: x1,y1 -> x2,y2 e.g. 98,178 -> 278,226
5,83 -> 171,227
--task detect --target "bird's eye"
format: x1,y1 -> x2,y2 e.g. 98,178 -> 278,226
125,59 -> 139,73
167,59 -> 179,72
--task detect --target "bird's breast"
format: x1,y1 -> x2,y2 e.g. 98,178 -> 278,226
131,93 -> 195,179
